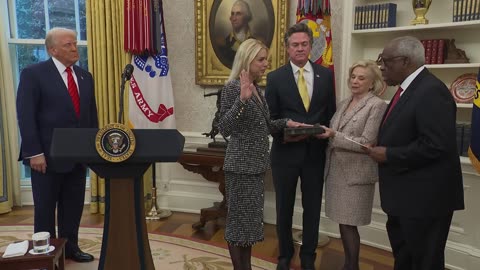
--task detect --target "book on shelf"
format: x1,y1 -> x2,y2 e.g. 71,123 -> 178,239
437,39 -> 446,64
384,3 -> 397,28
353,3 -> 396,29
424,39 -> 433,64
362,5 -> 368,29
354,6 -> 359,30
454,0 -> 459,22
460,0 -> 466,21
367,5 -> 373,29
473,0 -> 480,20
473,0 -> 478,20
468,0 -> 477,21
453,0 -> 480,22
431,39 -> 439,65
469,0 -> 473,20
421,39 -> 449,65
464,0 -> 470,21
360,5 -> 365,29
373,4 -> 379,29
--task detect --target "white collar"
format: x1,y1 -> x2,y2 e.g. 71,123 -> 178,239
290,61 -> 312,74
400,65 -> 425,91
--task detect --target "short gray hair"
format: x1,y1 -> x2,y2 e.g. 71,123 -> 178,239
45,27 -> 77,50
391,36 -> 425,66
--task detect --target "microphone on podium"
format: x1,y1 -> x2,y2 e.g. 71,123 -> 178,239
118,64 -> 134,123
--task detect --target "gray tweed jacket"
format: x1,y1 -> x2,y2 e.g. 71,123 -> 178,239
218,79 -> 287,174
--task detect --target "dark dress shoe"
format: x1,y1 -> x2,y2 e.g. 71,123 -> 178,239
66,251 -> 94,262
276,258 -> 291,270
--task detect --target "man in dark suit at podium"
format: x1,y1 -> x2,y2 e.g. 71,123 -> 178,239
16,27 -> 98,262
368,36 -> 464,270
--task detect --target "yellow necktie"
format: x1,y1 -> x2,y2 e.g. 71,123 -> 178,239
298,67 -> 310,111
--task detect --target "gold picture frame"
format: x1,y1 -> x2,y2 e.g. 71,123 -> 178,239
195,0 -> 288,86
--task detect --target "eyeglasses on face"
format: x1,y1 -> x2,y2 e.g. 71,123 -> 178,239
376,54 -> 407,66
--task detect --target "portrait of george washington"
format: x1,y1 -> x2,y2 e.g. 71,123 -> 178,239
209,0 -> 275,69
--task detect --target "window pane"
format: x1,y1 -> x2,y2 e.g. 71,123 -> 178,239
78,46 -> 88,70
15,44 -> 49,75
23,166 -> 31,179
48,0 -> 76,31
15,0 -> 46,39
13,44 -> 87,75
79,0 -> 87,40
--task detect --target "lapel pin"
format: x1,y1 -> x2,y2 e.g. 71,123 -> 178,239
316,74 -> 320,78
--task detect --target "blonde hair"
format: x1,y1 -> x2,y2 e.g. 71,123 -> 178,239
227,39 -> 268,82
45,27 -> 77,51
348,60 -> 384,96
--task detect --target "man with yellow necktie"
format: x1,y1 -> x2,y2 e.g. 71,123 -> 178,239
265,23 -> 336,270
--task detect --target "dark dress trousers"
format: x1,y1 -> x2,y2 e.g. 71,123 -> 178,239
378,68 -> 464,270
265,62 -> 336,265
16,58 -> 98,255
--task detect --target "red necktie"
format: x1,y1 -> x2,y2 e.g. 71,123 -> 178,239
382,87 -> 403,125
66,67 -> 80,117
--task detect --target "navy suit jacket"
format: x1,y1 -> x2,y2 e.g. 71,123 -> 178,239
265,61 -> 336,167
17,58 -> 98,173
378,68 -> 464,217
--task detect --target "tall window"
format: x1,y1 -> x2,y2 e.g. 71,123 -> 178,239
7,0 -> 88,184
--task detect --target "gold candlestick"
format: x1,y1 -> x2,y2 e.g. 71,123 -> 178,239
411,0 -> 432,25
146,187 -> 171,220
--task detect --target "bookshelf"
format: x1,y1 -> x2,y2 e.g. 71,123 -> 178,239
344,0 -> 479,116
352,19 -> 480,34
338,1 -> 480,268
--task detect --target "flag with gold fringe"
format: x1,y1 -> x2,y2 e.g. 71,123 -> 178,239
469,68 -> 480,174
126,0 -> 175,129
296,0 -> 334,71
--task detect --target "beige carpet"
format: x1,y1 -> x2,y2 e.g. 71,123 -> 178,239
0,225 -> 277,269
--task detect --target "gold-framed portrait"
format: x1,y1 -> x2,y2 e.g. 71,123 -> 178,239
195,0 -> 288,86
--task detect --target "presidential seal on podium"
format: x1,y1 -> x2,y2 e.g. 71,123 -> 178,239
95,123 -> 136,162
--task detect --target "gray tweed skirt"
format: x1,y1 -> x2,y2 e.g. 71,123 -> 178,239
224,172 -> 265,247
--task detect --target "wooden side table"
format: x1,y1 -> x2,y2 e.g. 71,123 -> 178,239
178,147 -> 227,229
0,238 -> 67,270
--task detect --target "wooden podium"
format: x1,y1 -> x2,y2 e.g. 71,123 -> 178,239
50,128 -> 184,270
178,147 -> 227,229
